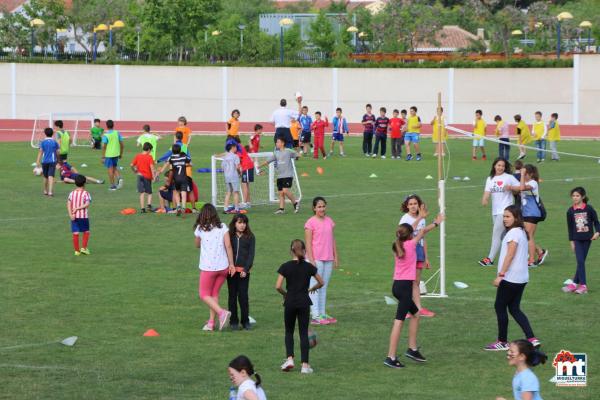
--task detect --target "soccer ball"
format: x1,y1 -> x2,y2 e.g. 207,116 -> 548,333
33,167 -> 42,176
308,329 -> 318,348
295,91 -> 302,103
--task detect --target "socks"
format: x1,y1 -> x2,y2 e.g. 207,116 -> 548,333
82,231 -> 90,248
72,234 -> 80,251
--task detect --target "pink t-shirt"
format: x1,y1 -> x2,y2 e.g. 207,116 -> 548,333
304,215 -> 335,261
393,239 -> 417,281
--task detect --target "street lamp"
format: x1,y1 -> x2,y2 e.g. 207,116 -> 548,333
279,17 -> 294,64
358,31 -> 368,53
30,18 -> 45,56
580,21 -> 592,52
92,23 -> 108,61
204,24 -> 210,43
556,11 -> 573,59
238,24 -> 246,51
109,20 -> 125,48
135,25 -> 141,60
347,25 -> 358,51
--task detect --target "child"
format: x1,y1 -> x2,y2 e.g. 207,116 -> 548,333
514,115 -> 532,160
234,139 -> 255,210
563,187 -> 600,294
158,172 -> 174,212
137,124 -> 160,161
389,109 -> 405,159
220,143 -> 241,214
329,107 -> 348,157
158,131 -> 189,163
228,355 -> 267,400
35,127 -> 59,196
168,144 -> 191,216
175,116 -> 191,146
548,113 -> 560,161
290,118 -> 301,151
399,196 -> 435,318
496,340 -> 547,400
532,111 -> 547,163
101,120 -> 124,191
55,120 -> 71,161
257,138 -> 300,214
227,109 -> 241,138
472,109 -> 487,160
131,142 -> 156,213
228,214 -> 256,330
516,164 -> 548,267
299,106 -> 313,155
276,239 -> 324,374
305,196 -> 338,325
480,158 -> 519,267
430,107 -> 447,157
311,112 -> 328,160
194,203 -> 235,331
59,161 -> 104,184
404,106 -> 422,161
495,115 -> 510,161
90,118 -> 103,150
485,205 -> 540,351
512,160 -> 524,208
372,107 -> 389,159
385,211 -> 443,368
249,124 -> 263,153
361,103 -> 376,156
67,175 -> 92,256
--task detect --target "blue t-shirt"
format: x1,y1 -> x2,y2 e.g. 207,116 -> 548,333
513,368 -> 542,400
40,138 -> 59,164
299,114 -> 313,133
332,116 -> 348,134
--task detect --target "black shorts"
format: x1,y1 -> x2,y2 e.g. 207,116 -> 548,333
523,216 -> 542,224
137,175 -> 152,194
277,177 -> 293,191
301,132 -> 312,143
174,178 -> 190,192
392,280 -> 418,321
92,138 -> 102,149
42,162 -> 56,178
241,168 -> 254,183
59,153 -> 68,161
293,139 -> 300,148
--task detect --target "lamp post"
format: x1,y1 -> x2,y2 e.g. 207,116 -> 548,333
238,24 -> 246,51
511,29 -> 523,53
93,23 -> 108,61
108,20 -> 125,48
556,11 -> 573,59
347,26 -> 358,52
579,21 -> 592,53
135,25 -> 141,60
30,18 -> 45,56
279,17 -> 294,64
358,31 -> 367,53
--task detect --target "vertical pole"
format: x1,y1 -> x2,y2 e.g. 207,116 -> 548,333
572,54 -> 580,125
280,27 -> 284,64
556,21 -> 561,59
10,63 -> 16,119
436,92 -> 446,297
332,68 -> 338,115
211,155 -> 217,206
222,66 -> 228,122
93,31 -> 97,61
114,65 -> 121,120
136,30 -> 140,60
109,29 -> 113,48
447,68 -> 455,124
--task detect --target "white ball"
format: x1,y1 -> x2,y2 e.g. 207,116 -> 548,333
295,91 -> 302,99
33,167 -> 42,176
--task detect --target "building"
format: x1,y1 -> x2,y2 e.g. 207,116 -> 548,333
413,25 -> 488,53
259,13 -> 349,42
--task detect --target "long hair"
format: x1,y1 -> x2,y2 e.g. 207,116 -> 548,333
401,194 -> 423,213
312,196 -> 327,214
393,224 -> 414,258
290,239 -> 306,263
193,203 -> 222,232
523,164 -> 539,182
570,186 -> 589,204
229,355 -> 262,387
512,340 -> 547,367
504,205 -> 529,239
229,213 -> 254,239
489,157 -> 511,178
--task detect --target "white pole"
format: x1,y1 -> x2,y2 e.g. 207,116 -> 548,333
10,63 -> 16,119
114,65 -> 121,120
447,68 -> 455,124
332,67 -> 338,115
438,179 -> 447,297
211,155 -> 217,205
572,54 -> 580,125
222,66 -> 228,122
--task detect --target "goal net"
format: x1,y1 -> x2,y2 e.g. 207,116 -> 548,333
31,112 -> 95,148
211,151 -> 302,208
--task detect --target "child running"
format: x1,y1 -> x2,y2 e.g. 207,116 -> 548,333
404,106 -> 422,161
311,112 -> 328,159
516,165 -> 548,267
228,214 -> 256,330
257,138 -> 300,214
495,115 -> 510,161
372,107 -> 389,159
305,196 -> 338,325
298,106 -> 312,155
329,107 -> 348,157
496,340 -> 547,400
361,103 -> 376,157
514,115 -> 532,160
532,111 -> 547,163
276,239 -> 324,374
472,109 -> 487,160
194,203 -> 235,332
385,211 -> 444,368
548,113 -> 560,161
485,205 -> 541,351
228,355 -> 267,400
67,175 -> 92,256
36,127 -> 59,196
131,142 -> 156,213
563,187 -> 600,294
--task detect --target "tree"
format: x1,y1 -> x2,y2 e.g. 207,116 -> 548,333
308,11 -> 336,55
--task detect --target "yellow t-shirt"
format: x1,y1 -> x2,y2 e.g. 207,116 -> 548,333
473,119 -> 486,136
431,116 -> 447,143
517,120 -> 532,144
532,121 -> 546,140
290,120 -> 300,140
227,118 -> 240,136
407,115 -> 421,133
547,121 -> 561,141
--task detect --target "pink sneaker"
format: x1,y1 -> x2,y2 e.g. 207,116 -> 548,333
324,314 -> 337,324
419,308 -> 436,317
575,284 -> 588,294
218,310 -> 231,331
562,283 -> 577,293
311,317 -> 329,325
202,320 -> 215,331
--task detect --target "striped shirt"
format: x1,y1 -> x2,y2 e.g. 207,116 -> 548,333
68,189 -> 91,219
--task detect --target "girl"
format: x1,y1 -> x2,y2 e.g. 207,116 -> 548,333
430,107 -> 447,157
494,115 -> 510,161
194,203 -> 235,331
516,165 -> 548,267
385,211 -> 444,368
228,355 -> 267,400
480,158 -> 519,267
496,340 -> 547,400
563,187 -> 600,294
228,214 -> 256,330
227,109 -> 241,138
276,240 -> 324,374
485,205 -> 540,351
305,196 -> 338,325
399,195 -> 435,317
514,114 -> 532,161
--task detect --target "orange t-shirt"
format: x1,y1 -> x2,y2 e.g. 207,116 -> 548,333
290,120 -> 300,140
131,153 -> 154,180
176,126 -> 191,144
227,118 -> 240,136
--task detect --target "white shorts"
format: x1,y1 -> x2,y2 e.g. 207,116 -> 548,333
472,138 -> 485,147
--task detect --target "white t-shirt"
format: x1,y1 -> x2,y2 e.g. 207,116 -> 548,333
485,173 -> 519,216
497,228 -> 529,284
194,223 -> 229,271
270,107 -> 299,128
238,379 -> 267,400
399,214 -> 426,246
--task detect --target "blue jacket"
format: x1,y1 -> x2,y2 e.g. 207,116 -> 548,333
332,116 -> 349,134
299,114 -> 313,133
158,140 -> 190,163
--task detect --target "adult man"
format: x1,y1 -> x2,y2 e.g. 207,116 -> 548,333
270,98 -> 302,149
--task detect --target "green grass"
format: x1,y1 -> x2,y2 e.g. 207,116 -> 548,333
0,137 -> 598,399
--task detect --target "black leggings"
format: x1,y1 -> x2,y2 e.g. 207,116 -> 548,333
393,280 -> 419,320
494,280 -> 534,342
227,272 -> 250,325
284,305 -> 310,363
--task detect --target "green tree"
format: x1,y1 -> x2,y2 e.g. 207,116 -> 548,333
308,11 -> 336,55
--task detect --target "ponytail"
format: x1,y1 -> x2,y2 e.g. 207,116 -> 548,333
571,186 -> 589,204
393,224 -> 414,258
254,372 -> 262,387
229,355 -> 263,386
512,339 -> 548,367
290,239 -> 306,262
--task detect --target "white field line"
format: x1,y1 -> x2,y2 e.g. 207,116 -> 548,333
0,341 -> 59,351
0,363 -> 77,371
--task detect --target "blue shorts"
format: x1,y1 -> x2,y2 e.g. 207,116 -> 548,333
301,131 -> 312,143
332,132 -> 345,142
160,189 -> 173,202
472,138 -> 485,147
404,132 -> 420,143
416,243 -> 426,262
104,156 -> 119,168
71,218 -> 90,233
241,168 -> 254,183
41,162 -> 56,178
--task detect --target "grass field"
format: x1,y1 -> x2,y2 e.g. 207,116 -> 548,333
1,136 -> 598,399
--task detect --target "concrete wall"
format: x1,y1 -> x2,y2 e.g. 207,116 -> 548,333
0,55 -> 598,124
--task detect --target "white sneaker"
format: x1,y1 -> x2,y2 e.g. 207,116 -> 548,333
381,155 -> 386,159
117,178 -> 124,189
274,209 -> 284,215
371,153 -> 377,158
301,366 -> 314,374
281,358 -> 295,372
364,153 -> 369,157
391,156 -> 396,159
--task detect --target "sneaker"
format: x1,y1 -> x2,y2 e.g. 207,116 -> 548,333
230,323 -> 240,331
281,358 -> 295,372
433,153 -> 438,157
406,154 -> 413,161
364,153 -> 369,157
536,159 -> 541,163
405,348 -> 427,362
218,310 -> 231,331
528,261 -> 538,268
74,251 -> 81,256
301,366 -> 314,374
274,208 -> 284,215
537,249 -> 548,265
79,248 -> 90,255
527,337 -> 541,348
371,153 -> 377,158
416,154 -> 422,161
140,208 -> 147,214
384,357 -> 405,369
575,284 -> 588,294
484,341 -> 509,351
340,153 -> 346,157
202,320 -> 214,331
381,155 -> 386,159
294,202 -> 300,214
322,156 -> 327,160
482,155 -> 487,160
419,308 -> 435,318
311,317 -> 329,325
191,208 -> 200,214
472,156 -> 477,160
517,153 -> 526,160
391,156 -> 396,159
242,322 -> 252,331
117,178 -> 124,189
324,314 -> 337,324
478,257 -> 494,267
562,283 -> 577,293
98,180 -> 105,184
109,185 -> 117,191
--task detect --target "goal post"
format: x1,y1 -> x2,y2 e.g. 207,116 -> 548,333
31,112 -> 95,148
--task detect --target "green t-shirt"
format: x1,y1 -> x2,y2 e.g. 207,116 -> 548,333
103,130 -> 122,158
90,126 -> 104,140
137,133 -> 159,160
57,130 -> 70,155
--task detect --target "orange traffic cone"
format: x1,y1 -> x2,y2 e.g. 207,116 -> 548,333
143,329 -> 160,337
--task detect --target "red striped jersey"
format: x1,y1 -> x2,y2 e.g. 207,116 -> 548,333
68,189 -> 91,219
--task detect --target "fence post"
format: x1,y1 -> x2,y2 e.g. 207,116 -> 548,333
115,64 -> 121,120
572,54 -> 579,125
222,66 -> 228,122
11,63 -> 16,119
332,67 -> 338,115
447,68 -> 455,124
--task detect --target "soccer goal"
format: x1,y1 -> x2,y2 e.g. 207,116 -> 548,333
31,112 -> 95,148
210,151 -> 302,208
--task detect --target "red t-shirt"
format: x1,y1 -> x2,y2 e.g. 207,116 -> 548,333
311,119 -> 328,136
131,153 -> 154,180
238,146 -> 254,171
389,118 -> 405,139
249,134 -> 261,153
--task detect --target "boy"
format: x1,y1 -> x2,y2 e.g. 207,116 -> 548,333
311,112 -> 328,159
67,175 -> 92,256
167,144 -> 191,216
59,161 -> 104,184
158,131 -> 189,163
227,110 -> 240,138
35,127 -> 59,196
175,116 -> 191,146
137,124 -> 160,161
55,120 -> 71,161
221,143 -> 241,214
389,109 -> 405,159
372,107 -> 389,159
330,107 -> 349,157
230,136 -> 254,209
514,114 -> 532,160
131,142 -> 156,213
299,106 -> 313,155
257,137 -> 300,214
90,118 -> 103,150
548,113 -> 560,161
532,111 -> 547,163
101,119 -> 124,191
404,106 -> 422,161
249,124 -> 263,153
290,118 -> 301,151
472,109 -> 487,160
158,172 -> 175,213
494,115 -> 510,160
361,103 -> 376,157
